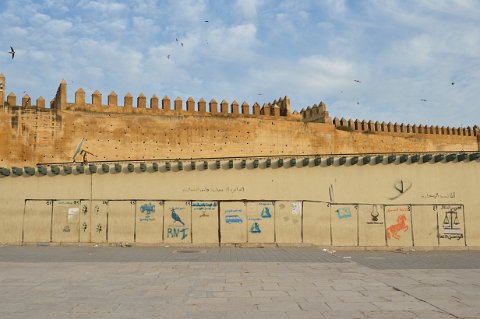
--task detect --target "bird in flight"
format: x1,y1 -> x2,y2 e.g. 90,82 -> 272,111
420,99 -> 427,102
8,46 -> 15,59
451,82 -> 455,85
354,80 -> 361,83
167,54 -> 170,59
204,20 -> 209,23
181,42 -> 184,47
176,38 -> 178,42
258,93 -> 263,96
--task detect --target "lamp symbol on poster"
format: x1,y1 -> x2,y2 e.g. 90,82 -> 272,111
261,207 -> 271,218
250,222 -> 261,234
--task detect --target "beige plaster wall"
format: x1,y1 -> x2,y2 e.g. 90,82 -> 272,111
1,158 -> 480,248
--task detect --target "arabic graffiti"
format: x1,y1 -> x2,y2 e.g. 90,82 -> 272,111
421,192 -> 456,199
193,202 -> 217,218
182,186 -> 245,194
139,203 -> 156,222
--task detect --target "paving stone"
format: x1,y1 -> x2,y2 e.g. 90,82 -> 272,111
1,247 -> 480,319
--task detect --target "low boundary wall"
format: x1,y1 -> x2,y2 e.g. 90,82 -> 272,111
1,152 -> 479,248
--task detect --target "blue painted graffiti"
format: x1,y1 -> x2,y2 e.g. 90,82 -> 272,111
250,222 -> 261,233
336,207 -> 352,219
167,227 -> 189,240
226,215 -> 243,224
171,208 -> 185,225
140,203 -> 155,213
261,207 -> 271,218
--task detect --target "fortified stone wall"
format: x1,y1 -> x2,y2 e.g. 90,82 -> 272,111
0,76 -> 478,167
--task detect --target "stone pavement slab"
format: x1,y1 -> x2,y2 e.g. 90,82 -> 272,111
0,246 -> 479,319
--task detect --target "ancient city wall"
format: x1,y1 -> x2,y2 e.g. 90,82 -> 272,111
0,78 -> 478,167
0,154 -> 479,247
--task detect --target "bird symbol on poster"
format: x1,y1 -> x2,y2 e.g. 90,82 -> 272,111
171,209 -> 185,225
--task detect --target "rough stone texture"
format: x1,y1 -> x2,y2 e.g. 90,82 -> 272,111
0,106 -> 477,167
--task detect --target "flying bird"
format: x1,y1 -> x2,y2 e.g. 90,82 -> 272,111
258,93 -> 263,96
167,54 -> 170,59
204,20 -> 209,22
171,209 -> 185,225
356,102 -> 360,105
176,38 -> 178,42
420,99 -> 427,102
181,42 -> 184,47
8,46 -> 15,59
451,82 -> 455,85
354,80 -> 361,83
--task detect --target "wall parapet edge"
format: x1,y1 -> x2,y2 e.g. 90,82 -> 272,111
301,101 -> 479,138
330,116 -> 479,138
60,82 -> 292,120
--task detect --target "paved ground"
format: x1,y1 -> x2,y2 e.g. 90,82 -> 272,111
0,246 -> 479,319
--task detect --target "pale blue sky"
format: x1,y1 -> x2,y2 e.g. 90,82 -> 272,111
1,0 -> 479,126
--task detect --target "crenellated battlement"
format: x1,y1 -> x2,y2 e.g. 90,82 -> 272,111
4,92 -> 46,109
2,79 -> 292,120
301,101 -> 479,137
330,117 -> 479,137
42,80 -> 291,119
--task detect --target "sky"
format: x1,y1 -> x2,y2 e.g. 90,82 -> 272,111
1,0 -> 479,127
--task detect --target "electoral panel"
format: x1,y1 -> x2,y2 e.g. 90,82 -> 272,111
358,204 -> 386,247
90,200 -> 108,243
437,204 -> 465,247
108,200 -> 136,243
23,200 -> 52,243
164,201 -> 192,243
52,200 -> 80,243
192,201 -> 219,244
303,201 -> 331,246
135,200 -> 164,244
275,201 -> 302,244
411,205 -> 439,246
385,205 -> 412,247
247,201 -> 274,244
220,201 -> 247,244
331,204 -> 358,246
